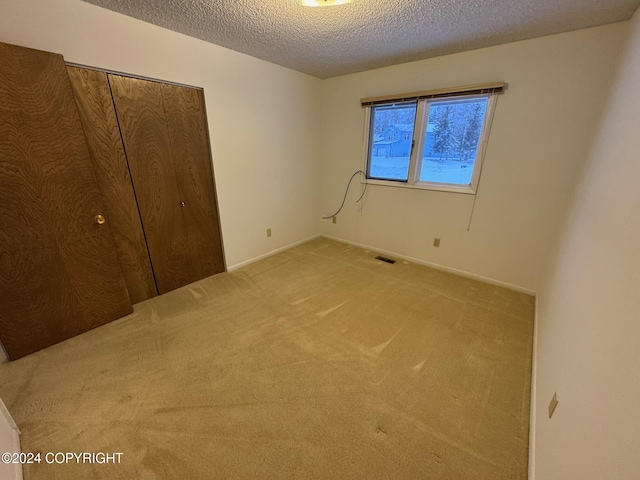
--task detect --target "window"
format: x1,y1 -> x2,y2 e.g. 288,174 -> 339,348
362,83 -> 503,194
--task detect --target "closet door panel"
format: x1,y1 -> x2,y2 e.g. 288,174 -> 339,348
161,84 -> 225,278
0,43 -> 132,359
108,74 -> 193,294
67,66 -> 157,303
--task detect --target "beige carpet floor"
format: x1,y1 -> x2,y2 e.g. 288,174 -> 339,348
0,238 -> 534,479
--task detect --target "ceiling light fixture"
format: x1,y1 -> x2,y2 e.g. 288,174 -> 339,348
301,0 -> 351,6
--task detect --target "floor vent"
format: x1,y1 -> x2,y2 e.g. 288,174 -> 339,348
375,255 -> 396,264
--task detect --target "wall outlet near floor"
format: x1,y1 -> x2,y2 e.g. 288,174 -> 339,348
332,216 -> 337,224
548,392 -> 559,418
433,238 -> 441,247
266,228 -> 272,238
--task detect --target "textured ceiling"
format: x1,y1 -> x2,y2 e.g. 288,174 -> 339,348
82,0 -> 640,78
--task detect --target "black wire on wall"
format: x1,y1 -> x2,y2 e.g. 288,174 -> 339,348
323,170 -> 368,219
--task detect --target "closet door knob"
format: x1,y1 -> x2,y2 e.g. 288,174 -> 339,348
180,202 -> 186,207
94,214 -> 106,225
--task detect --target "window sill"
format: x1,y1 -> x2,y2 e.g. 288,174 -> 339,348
364,178 -> 476,195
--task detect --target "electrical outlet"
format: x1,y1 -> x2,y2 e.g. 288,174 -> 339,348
332,216 -> 337,224
548,392 -> 558,418
433,238 -> 441,247
266,228 -> 272,238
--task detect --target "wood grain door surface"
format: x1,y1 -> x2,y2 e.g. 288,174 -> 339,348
0,42 -> 132,360
108,75 -> 224,294
66,66 -> 157,304
160,83 -> 225,280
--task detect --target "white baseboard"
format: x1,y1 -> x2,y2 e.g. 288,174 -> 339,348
0,399 -> 22,480
319,234 -> 537,296
528,294 -> 539,480
227,234 -> 320,272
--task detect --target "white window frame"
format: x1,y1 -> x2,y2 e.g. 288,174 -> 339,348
362,93 -> 498,194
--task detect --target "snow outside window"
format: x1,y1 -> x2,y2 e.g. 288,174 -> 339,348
364,93 -> 497,194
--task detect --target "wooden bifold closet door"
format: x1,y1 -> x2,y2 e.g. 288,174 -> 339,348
0,45 -> 224,359
0,43 -> 133,360
107,74 -> 225,294
66,67 -> 157,304
67,69 -> 225,297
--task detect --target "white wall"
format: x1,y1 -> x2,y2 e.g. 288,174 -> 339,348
318,24 -> 628,291
533,8 -> 640,480
0,0 -> 321,271
0,399 -> 21,480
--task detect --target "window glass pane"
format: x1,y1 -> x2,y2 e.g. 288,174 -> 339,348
420,97 -> 488,185
368,102 -> 417,181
